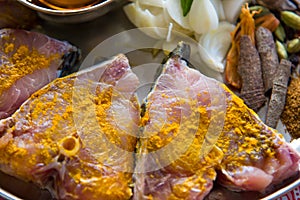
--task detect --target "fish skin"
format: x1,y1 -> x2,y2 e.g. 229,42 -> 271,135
0,28 -> 80,119
135,43 -> 300,200
0,54 -> 140,200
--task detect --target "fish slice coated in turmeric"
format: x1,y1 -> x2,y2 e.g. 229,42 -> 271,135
0,28 -> 80,119
134,43 -> 300,200
0,54 -> 140,200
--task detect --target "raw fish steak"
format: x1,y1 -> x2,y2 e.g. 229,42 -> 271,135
0,54 -> 140,199
134,43 -> 300,200
0,28 -> 79,119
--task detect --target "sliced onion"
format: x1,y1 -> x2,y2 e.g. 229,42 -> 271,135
222,0 -> 249,23
165,0 -> 191,30
162,6 -> 194,37
210,0 -> 226,21
188,0 -> 219,34
160,24 -> 197,55
162,40 -> 177,55
123,3 -> 169,39
198,22 -> 235,72
138,0 -> 166,8
193,53 -> 224,82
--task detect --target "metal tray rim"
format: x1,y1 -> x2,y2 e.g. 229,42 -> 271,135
1,174 -> 299,200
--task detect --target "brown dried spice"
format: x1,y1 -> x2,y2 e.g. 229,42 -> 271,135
281,75 -> 300,139
255,13 -> 280,32
238,35 -> 266,111
225,29 -> 241,89
266,59 -> 291,128
225,3 -> 258,89
255,26 -> 279,92
256,0 -> 297,11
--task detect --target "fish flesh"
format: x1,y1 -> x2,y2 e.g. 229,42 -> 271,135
0,54 -> 140,199
0,28 -> 80,119
134,42 -> 300,200
0,43 -> 299,200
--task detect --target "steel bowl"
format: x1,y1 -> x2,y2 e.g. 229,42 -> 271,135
17,0 -> 126,23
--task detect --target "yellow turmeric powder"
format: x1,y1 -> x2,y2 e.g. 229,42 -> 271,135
143,84 -> 278,169
0,40 -> 59,95
140,82 -> 279,199
0,73 -> 135,199
218,85 -> 277,168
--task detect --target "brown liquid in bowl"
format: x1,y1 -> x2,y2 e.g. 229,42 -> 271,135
37,0 -> 101,10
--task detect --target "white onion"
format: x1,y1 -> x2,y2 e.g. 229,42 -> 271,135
162,6 -> 194,37
165,0 -> 191,30
138,0 -> 165,8
222,0 -> 249,23
123,3 -> 169,39
193,53 -> 224,82
123,0 -> 237,81
198,21 -> 235,72
188,0 -> 219,34
210,0 -> 226,21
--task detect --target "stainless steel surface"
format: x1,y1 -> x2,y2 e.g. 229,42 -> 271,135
261,178 -> 300,200
38,6 -> 134,60
17,0 -> 126,23
0,3 -> 299,200
0,170 -> 52,200
0,188 -> 22,200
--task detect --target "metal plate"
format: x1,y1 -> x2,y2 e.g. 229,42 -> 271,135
0,4 -> 299,200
